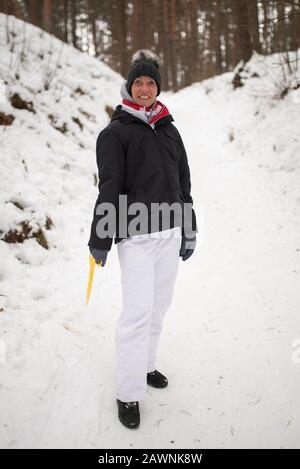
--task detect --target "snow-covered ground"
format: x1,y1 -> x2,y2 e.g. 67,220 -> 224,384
0,14 -> 300,449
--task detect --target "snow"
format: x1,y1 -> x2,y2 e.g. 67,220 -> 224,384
1,14 -> 300,449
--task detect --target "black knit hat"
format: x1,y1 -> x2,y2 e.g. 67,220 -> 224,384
126,49 -> 161,96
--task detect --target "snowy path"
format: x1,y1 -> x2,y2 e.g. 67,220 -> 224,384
1,86 -> 300,449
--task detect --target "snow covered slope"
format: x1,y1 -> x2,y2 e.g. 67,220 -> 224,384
0,12 -> 121,256
0,14 -> 300,449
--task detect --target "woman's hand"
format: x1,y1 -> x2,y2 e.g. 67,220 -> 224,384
179,235 -> 196,261
89,247 -> 108,266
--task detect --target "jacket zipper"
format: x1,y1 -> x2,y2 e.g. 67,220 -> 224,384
123,118 -> 176,203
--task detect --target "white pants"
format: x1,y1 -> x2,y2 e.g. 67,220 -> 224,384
115,226 -> 181,402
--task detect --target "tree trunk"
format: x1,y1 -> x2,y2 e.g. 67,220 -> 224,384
71,0 -> 78,49
215,0 -> 223,74
170,0 -> 177,90
232,0 -> 253,65
28,0 -> 40,27
43,0 -> 52,33
247,0 -> 261,53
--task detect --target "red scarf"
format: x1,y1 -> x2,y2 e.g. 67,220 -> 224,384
122,98 -> 170,126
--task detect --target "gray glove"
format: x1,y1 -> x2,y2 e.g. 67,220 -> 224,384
89,247 -> 108,266
179,235 -> 196,261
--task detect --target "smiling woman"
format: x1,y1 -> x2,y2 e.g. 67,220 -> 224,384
131,76 -> 158,108
88,48 -> 197,430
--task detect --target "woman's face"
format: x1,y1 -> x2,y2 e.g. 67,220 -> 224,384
131,75 -> 158,107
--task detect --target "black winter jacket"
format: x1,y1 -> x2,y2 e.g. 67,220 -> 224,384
88,105 -> 197,251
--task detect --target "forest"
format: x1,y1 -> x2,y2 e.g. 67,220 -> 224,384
1,0 -> 300,90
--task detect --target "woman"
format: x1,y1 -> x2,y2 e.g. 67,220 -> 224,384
88,49 -> 197,429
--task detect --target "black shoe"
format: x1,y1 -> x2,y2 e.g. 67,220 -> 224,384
147,370 -> 168,388
117,399 -> 140,429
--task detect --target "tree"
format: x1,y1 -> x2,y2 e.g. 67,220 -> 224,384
247,0 -> 261,53
42,0 -> 52,33
231,0 -> 253,65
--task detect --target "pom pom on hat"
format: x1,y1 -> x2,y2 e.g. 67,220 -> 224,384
131,49 -> 160,68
